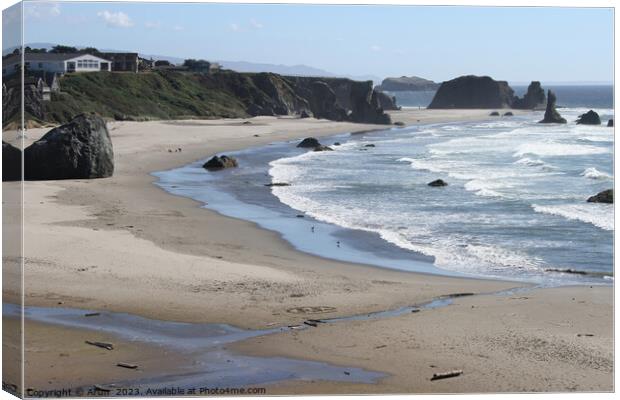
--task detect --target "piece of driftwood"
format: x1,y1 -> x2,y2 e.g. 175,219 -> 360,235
85,341 -> 114,350
430,369 -> 463,381
116,363 -> 138,369
307,319 -> 326,324
303,321 -> 318,327
577,333 -> 594,337
84,312 -> 100,317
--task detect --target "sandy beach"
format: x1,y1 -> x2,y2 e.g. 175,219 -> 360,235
2,109 -> 613,393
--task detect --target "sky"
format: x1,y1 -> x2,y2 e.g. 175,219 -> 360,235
3,1 -> 615,83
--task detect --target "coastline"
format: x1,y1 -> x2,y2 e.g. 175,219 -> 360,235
2,109 -> 612,392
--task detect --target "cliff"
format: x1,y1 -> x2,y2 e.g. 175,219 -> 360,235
428,75 -> 515,109
2,70 -> 393,127
376,76 -> 439,92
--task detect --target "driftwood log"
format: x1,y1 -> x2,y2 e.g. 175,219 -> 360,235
430,369 -> 463,381
85,341 -> 114,350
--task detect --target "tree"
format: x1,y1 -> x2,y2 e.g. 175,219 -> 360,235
25,47 -> 47,53
80,47 -> 101,55
50,45 -> 78,53
183,59 -> 211,72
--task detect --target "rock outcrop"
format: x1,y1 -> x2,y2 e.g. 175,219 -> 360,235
375,91 -> 400,111
608,119 -> 614,127
504,112 -> 514,116
203,155 -> 238,170
428,75 -> 515,109
538,90 -> 566,124
24,114 -> 114,180
2,141 -> 21,181
297,137 -> 321,148
513,81 -> 546,110
376,76 -> 439,92
587,189 -> 613,204
576,110 -> 601,125
428,179 -> 448,187
490,111 -> 500,116
313,145 -> 333,152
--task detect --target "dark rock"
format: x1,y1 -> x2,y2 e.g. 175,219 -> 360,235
306,81 -> 347,121
513,81 -> 546,110
490,111 -> 500,116
428,179 -> 448,187
297,137 -> 321,148
364,144 -> 375,147
313,145 -> 333,152
428,75 -> 515,109
503,112 -> 514,116
576,110 -> 601,125
3,141 -> 21,181
203,155 -> 238,170
376,76 -> 440,92
349,82 -> 392,125
333,142 -> 341,146
539,90 -> 566,124
374,90 -> 400,111
24,114 -> 114,180
607,119 -> 613,127
299,110 -> 311,118
394,121 -> 406,126
587,189 -> 613,204
265,182 -> 290,187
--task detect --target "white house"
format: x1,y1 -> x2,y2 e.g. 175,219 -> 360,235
2,53 -> 112,76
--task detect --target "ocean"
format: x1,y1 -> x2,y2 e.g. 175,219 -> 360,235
154,86 -> 614,286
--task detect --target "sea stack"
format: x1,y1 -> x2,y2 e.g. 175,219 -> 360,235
428,75 -> 514,109
576,110 -> 601,125
538,90 -> 566,124
513,81 -> 546,110
587,189 -> 613,204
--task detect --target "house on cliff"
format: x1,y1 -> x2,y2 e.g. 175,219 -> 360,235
2,53 -> 112,76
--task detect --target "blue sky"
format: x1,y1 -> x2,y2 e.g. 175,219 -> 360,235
4,2 -> 615,83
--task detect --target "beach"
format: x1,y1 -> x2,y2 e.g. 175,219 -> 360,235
2,108 -> 613,393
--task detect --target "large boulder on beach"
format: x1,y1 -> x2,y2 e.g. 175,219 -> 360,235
297,137 -> 321,148
538,90 -> 566,124
607,119 -> 614,127
587,189 -> 613,204
203,155 -> 238,170
513,81 -> 546,110
24,113 -> 114,180
2,141 -> 21,181
428,75 -> 515,109
576,110 -> 601,125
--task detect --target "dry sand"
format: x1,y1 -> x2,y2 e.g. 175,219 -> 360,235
2,109 -> 613,393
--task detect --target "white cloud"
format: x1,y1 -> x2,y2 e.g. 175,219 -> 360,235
250,19 -> 264,29
97,11 -> 133,28
230,23 -> 240,32
25,2 -> 61,20
370,45 -> 382,52
144,21 -> 161,29
172,25 -> 184,31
